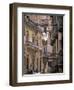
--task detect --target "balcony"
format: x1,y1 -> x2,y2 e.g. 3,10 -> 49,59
25,40 -> 42,51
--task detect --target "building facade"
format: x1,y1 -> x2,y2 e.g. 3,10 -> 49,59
22,14 -> 63,75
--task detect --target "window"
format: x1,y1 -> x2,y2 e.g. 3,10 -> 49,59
36,37 -> 38,46
26,55 -> 29,71
26,31 -> 29,42
32,34 -> 35,43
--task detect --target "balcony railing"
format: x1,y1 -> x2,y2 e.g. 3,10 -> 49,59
25,41 -> 42,50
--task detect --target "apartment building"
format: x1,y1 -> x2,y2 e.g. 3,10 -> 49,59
22,14 -> 63,74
